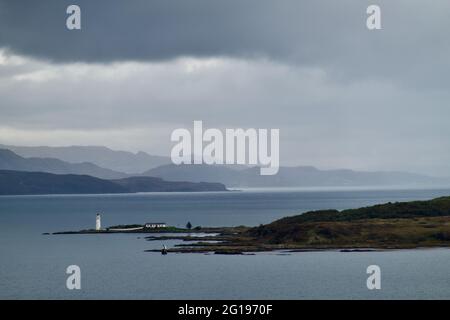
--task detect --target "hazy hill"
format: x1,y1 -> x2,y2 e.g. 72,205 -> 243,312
143,164 -> 237,186
0,170 -> 228,195
144,164 -> 449,188
0,144 -> 170,174
0,170 -> 127,195
0,149 -> 127,179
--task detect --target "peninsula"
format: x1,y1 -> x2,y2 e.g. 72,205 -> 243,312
0,170 -> 228,195
53,196 -> 450,254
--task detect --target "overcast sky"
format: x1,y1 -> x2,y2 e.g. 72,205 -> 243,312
0,0 -> 449,175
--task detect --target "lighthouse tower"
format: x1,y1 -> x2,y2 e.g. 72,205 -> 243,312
96,213 -> 101,231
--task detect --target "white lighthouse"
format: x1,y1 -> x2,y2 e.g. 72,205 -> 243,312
96,213 -> 101,231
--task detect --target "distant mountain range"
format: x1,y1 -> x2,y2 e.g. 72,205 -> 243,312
1,145 -> 449,188
0,144 -> 170,174
0,148 -> 127,179
0,170 -> 227,195
145,164 -> 450,188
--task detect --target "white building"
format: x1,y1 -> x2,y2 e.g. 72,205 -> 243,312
145,222 -> 167,229
96,213 -> 101,231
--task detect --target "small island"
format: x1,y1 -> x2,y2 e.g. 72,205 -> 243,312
53,196 -> 450,254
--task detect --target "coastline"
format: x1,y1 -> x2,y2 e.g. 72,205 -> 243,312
50,195 -> 450,255
51,221 -> 450,255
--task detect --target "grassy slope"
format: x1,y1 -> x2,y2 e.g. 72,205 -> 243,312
249,197 -> 450,248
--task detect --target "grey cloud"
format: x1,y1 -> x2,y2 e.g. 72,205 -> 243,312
1,55 -> 450,176
1,1 -> 450,86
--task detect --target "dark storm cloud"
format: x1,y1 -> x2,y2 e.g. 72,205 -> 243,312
1,0 -> 450,85
1,0 -> 351,62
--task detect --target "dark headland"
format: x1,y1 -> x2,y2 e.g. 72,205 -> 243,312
53,196 -> 450,254
0,170 -> 228,195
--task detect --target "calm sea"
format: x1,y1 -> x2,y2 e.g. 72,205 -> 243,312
0,188 -> 449,299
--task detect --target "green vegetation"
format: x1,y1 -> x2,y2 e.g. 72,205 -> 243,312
271,196 -> 450,224
249,196 -> 450,247
250,216 -> 450,248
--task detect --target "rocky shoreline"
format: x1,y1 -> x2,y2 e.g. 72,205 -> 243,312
51,224 -> 450,255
